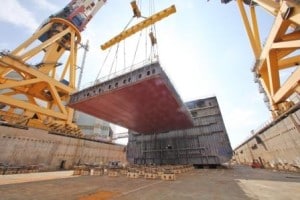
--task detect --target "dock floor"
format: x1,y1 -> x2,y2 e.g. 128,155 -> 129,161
0,165 -> 299,200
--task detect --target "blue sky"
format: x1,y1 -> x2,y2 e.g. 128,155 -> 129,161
0,0 -> 274,148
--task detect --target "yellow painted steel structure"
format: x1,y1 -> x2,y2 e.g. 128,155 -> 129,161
0,1 -> 175,136
235,0 -> 300,118
0,18 -> 81,135
100,5 -> 176,50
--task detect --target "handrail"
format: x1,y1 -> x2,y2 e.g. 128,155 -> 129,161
81,57 -> 159,89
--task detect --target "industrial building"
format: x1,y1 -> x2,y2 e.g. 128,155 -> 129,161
127,96 -> 233,166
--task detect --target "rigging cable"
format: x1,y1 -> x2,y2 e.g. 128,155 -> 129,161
149,0 -> 158,61
131,30 -> 143,70
95,47 -> 112,82
94,17 -> 134,82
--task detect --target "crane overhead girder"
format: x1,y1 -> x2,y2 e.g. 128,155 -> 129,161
100,5 -> 176,50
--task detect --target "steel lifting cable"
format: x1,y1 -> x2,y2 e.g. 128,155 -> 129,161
109,42 -> 120,78
139,0 -> 148,62
149,0 -> 154,60
94,47 -> 112,82
123,36 -> 126,69
95,17 -> 135,82
119,17 -> 134,70
151,24 -> 159,61
143,0 -> 151,62
149,0 -> 159,61
131,0 -> 142,70
109,17 -> 135,77
131,30 -> 143,70
131,0 -> 157,68
144,18 -> 148,61
145,0 -> 153,61
131,0 -> 148,70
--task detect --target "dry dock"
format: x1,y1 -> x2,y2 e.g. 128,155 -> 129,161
0,165 -> 299,200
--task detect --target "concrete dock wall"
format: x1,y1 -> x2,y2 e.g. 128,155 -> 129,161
0,126 -> 126,170
234,108 -> 300,172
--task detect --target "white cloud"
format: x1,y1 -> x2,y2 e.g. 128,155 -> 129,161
0,0 -> 39,32
31,0 -> 60,12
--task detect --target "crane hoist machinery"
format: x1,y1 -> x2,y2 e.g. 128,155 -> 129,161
0,0 -> 107,136
221,0 -> 300,118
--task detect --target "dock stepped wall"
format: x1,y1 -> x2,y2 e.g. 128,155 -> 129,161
0,126 -> 126,170
234,106 -> 300,172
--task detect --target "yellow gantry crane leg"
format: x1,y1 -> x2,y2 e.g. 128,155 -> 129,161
0,18 -> 81,135
100,5 -> 176,50
236,0 -> 300,118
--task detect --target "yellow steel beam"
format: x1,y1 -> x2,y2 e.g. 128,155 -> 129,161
69,31 -> 77,88
277,48 -> 298,59
0,79 -> 48,100
48,83 -> 67,115
296,85 -> 300,94
267,50 -> 280,96
0,94 -> 67,120
60,57 -> 70,81
0,91 -> 17,96
235,0 -> 300,117
236,0 -> 261,59
0,53 -> 74,121
253,0 -> 279,16
272,40 -> 300,49
281,31 -> 300,41
67,107 -> 74,124
0,78 -> 40,90
11,22 -> 53,56
0,16 -> 81,134
20,27 -> 72,61
250,6 -> 261,53
27,96 -> 44,120
260,68 -> 271,97
286,3 -> 300,26
27,82 -> 53,101
258,2 -> 300,64
278,55 -> 300,69
40,44 -> 65,74
257,12 -> 289,71
0,56 -> 75,94
50,17 -> 81,43
101,5 -> 176,50
273,67 -> 300,103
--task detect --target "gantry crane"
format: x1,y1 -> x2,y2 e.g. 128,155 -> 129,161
0,0 -> 107,136
0,0 -> 176,137
222,0 -> 300,118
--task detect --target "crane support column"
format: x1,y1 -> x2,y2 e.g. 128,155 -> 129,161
233,0 -> 300,117
0,18 -> 81,135
0,0 -> 107,135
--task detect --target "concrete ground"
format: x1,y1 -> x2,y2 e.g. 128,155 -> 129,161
0,165 -> 300,200
0,171 -> 74,185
